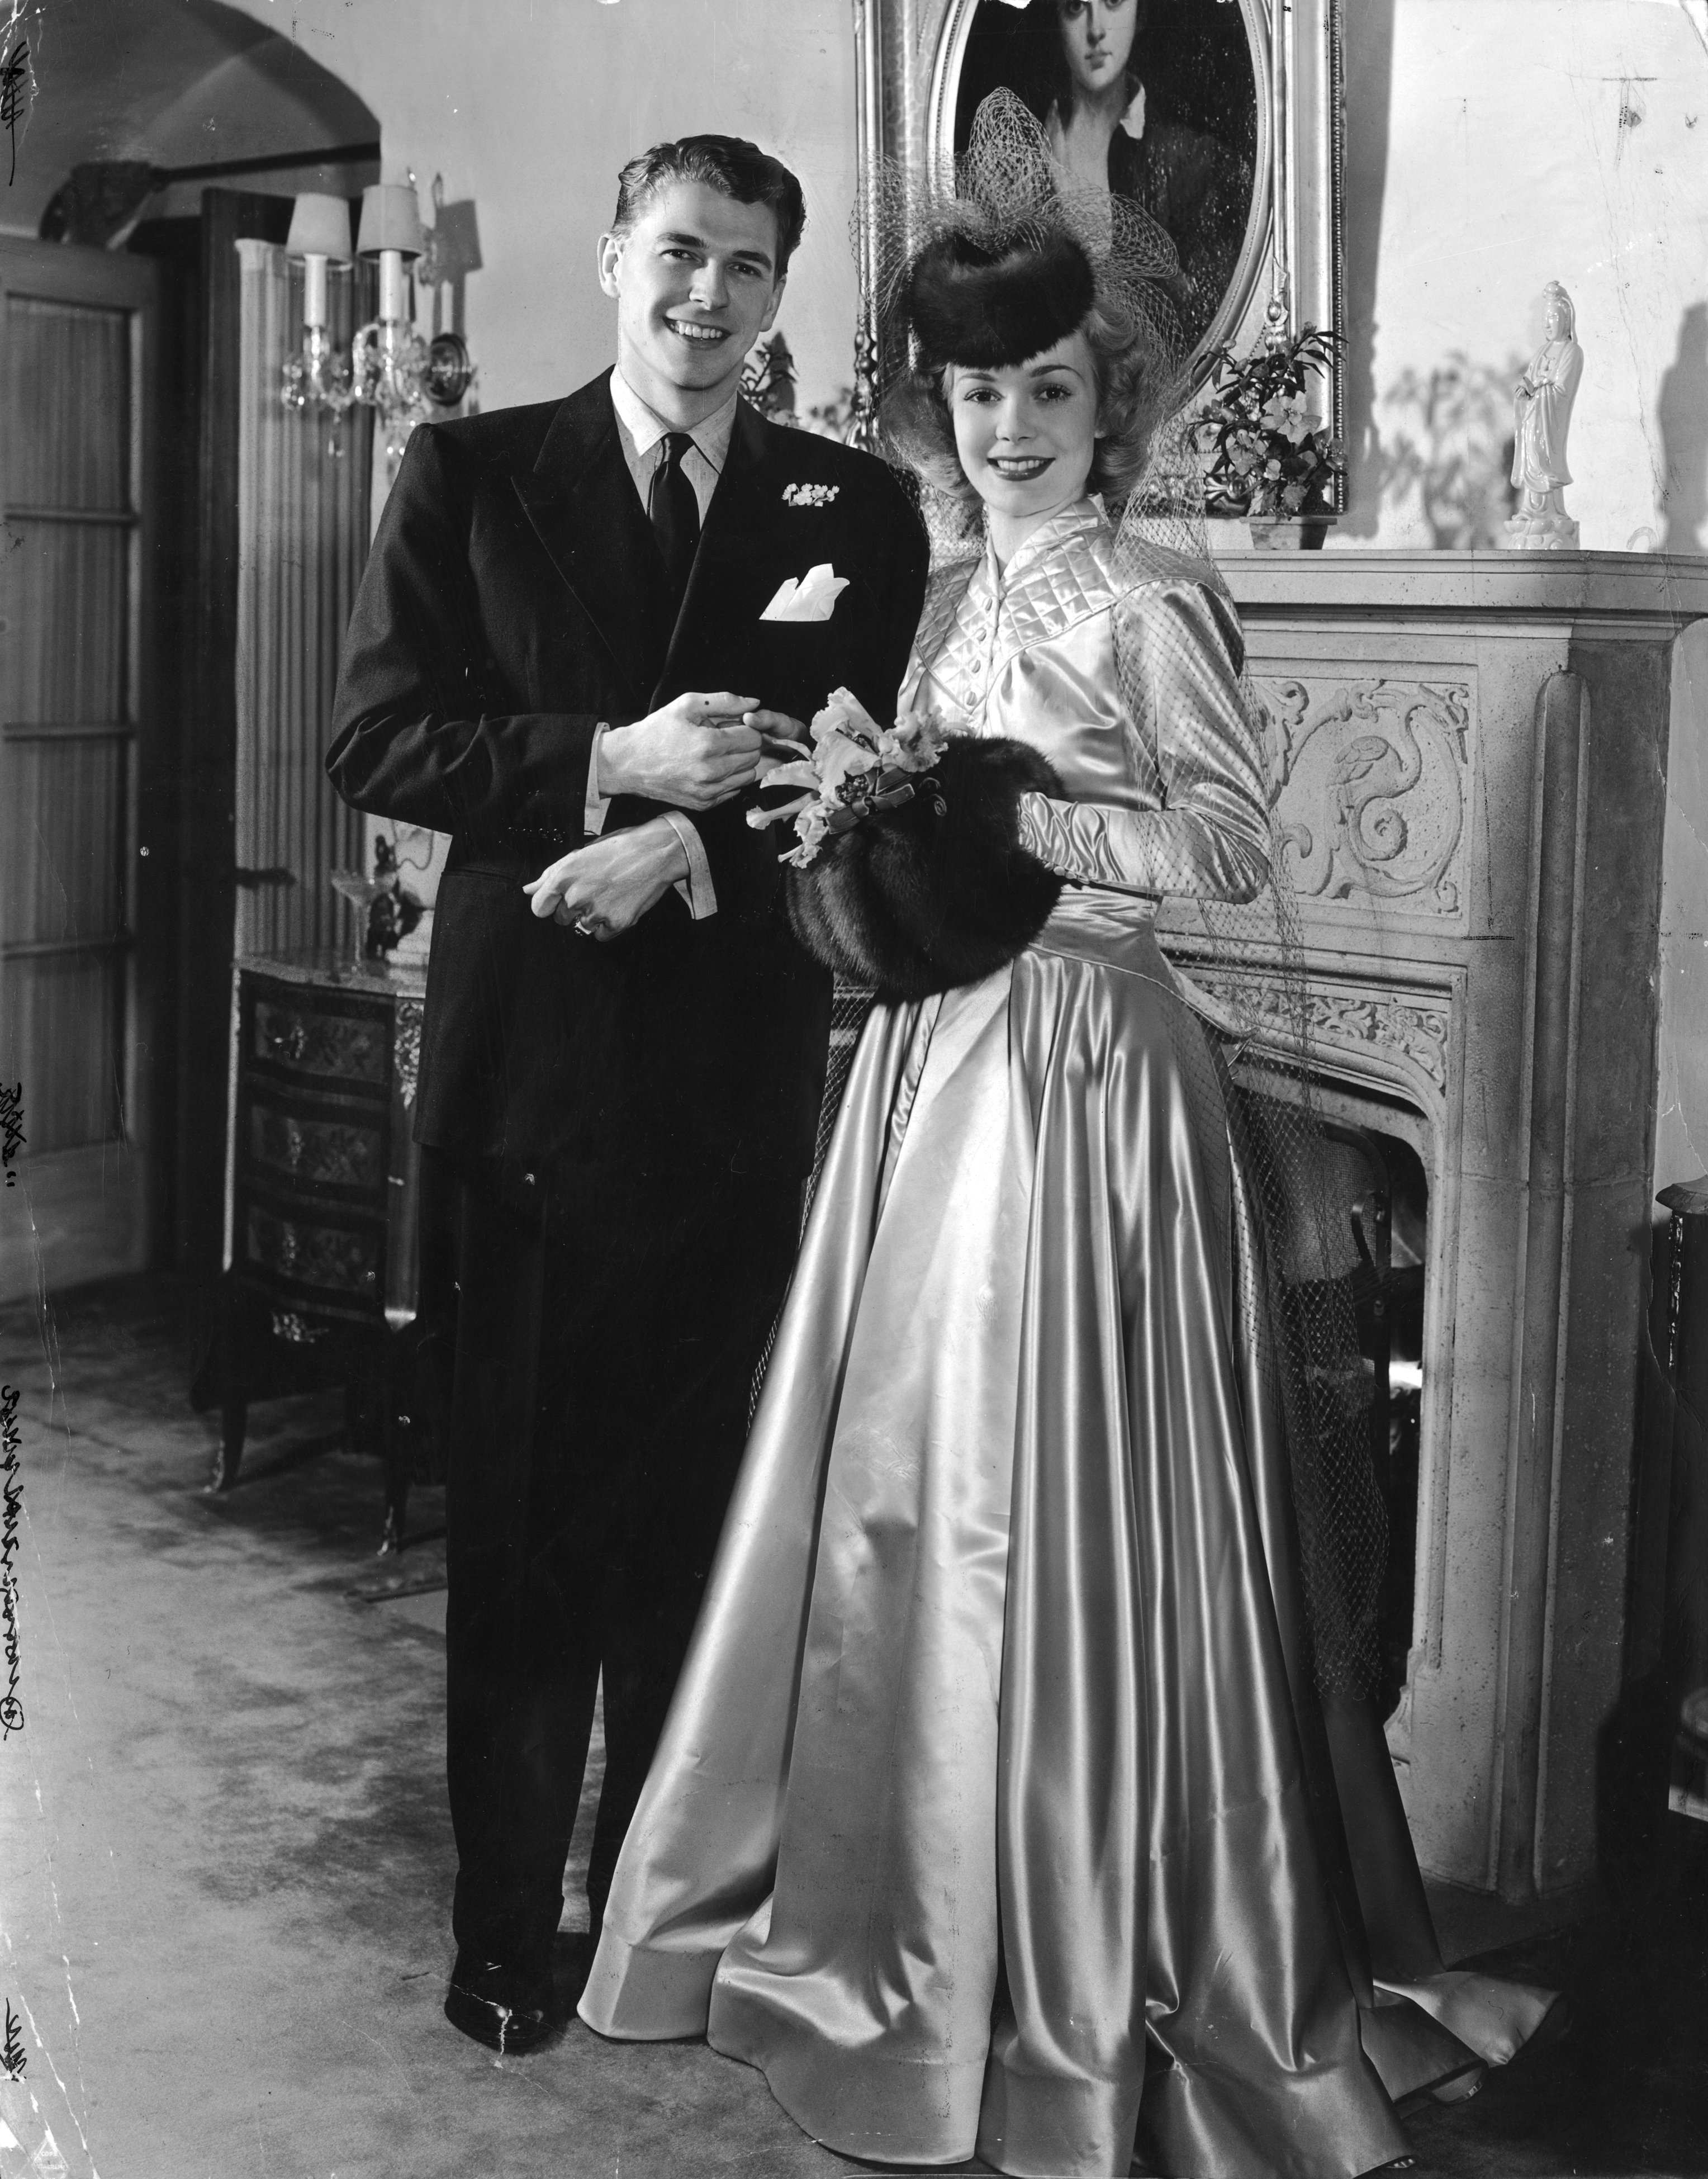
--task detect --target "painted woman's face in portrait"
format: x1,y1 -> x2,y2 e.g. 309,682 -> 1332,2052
1057,0 -> 1140,103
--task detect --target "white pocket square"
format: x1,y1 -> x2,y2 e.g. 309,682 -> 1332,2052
760,563 -> 849,623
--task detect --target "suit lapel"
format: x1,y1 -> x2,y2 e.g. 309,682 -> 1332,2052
512,375 -> 662,708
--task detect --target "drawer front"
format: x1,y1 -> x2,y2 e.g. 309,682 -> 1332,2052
242,1201 -> 383,1301
247,1101 -> 387,1194
228,964 -> 418,1322
250,994 -> 389,1089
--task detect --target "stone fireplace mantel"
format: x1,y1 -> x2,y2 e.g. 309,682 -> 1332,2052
1200,549 -> 1708,1902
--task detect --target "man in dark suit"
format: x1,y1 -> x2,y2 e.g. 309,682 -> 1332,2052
326,134 -> 928,2054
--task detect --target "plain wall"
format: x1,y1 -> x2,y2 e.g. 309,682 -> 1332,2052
1346,0 -> 1708,552
220,0 -> 861,419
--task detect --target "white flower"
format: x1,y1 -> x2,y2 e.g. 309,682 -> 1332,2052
756,757 -> 825,795
815,733 -> 880,796
877,710 -> 947,771
782,802 -> 836,866
810,686 -> 883,749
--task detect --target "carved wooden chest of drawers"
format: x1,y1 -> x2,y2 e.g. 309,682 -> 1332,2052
213,949 -> 434,1547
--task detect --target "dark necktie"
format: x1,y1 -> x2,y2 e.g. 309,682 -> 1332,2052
648,430 -> 700,604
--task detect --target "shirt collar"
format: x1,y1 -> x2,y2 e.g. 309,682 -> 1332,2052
610,366 -> 739,471
1045,84 -> 1146,147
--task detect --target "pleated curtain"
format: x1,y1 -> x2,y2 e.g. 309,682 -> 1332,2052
233,236 -> 374,960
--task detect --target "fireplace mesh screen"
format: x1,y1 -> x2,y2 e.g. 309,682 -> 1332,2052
1231,1083 -> 1391,1703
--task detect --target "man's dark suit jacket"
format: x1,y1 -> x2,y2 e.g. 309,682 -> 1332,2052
328,372 -> 929,1179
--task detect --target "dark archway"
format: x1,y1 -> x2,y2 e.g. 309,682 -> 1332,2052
18,0 -> 377,240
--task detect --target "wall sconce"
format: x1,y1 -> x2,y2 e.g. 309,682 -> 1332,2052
281,192 -> 355,412
281,179 -> 477,460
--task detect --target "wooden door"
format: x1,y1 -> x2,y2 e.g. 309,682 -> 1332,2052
0,241 -> 159,1302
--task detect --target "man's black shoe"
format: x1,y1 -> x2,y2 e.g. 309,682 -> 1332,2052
443,1952 -> 557,2054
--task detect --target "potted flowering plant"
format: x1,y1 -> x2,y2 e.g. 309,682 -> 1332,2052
1193,324 -> 1345,547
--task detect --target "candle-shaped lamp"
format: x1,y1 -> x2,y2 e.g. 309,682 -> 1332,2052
357,181 -> 426,324
282,193 -> 354,413
286,192 -> 353,334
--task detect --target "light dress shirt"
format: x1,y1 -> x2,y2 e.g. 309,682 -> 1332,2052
580,368 -> 741,919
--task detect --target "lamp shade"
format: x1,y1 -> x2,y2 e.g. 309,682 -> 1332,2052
357,183 -> 425,261
285,193 -> 353,263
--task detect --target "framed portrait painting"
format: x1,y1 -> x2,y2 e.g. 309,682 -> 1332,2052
854,0 -> 1344,484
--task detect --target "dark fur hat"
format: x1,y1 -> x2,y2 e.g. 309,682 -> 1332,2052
902,225 -> 1097,375
784,736 -> 1065,1002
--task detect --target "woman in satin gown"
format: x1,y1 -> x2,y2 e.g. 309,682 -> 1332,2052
579,212 -> 1554,2179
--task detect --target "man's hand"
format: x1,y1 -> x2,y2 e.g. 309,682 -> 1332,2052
523,817 -> 690,940
597,693 -> 805,809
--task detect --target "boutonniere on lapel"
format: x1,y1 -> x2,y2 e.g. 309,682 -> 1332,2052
782,482 -> 838,508
761,562 -> 849,624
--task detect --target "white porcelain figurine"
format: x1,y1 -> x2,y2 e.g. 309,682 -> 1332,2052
1503,281 -> 1583,550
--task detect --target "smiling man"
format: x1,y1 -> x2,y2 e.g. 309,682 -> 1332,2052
326,135 -> 927,2057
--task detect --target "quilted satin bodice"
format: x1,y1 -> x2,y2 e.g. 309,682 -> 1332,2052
899,501 -> 1271,904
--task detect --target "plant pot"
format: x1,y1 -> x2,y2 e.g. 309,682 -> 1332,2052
1247,514 -> 1334,552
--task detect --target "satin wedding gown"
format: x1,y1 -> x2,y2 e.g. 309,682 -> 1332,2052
580,504 -> 1535,2178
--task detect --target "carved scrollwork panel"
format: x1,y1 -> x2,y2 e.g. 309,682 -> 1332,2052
1305,987 -> 1451,1095
1182,959 -> 1453,1115
1253,675 -> 1474,926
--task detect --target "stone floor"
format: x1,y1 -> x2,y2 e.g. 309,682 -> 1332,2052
1,1277 -> 1705,2179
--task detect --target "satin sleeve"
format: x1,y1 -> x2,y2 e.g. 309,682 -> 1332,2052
1017,581 -> 1271,904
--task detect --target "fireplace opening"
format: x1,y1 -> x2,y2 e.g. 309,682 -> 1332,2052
1233,1062 -> 1436,1726
1316,1121 -> 1429,1723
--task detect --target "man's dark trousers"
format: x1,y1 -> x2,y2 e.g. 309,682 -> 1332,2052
440,1149 -> 801,1968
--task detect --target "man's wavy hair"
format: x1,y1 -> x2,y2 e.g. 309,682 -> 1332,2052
880,286 -> 1176,527
611,135 -> 806,276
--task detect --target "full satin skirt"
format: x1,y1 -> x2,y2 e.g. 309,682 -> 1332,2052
580,896 -> 1415,2178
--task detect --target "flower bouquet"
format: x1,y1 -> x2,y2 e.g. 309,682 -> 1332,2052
749,689 -> 1065,1000
1193,324 -> 1345,532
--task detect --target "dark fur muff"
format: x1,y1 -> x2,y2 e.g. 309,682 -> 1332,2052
784,736 -> 1065,1001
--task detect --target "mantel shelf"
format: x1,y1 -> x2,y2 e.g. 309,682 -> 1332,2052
1220,547 -> 1708,624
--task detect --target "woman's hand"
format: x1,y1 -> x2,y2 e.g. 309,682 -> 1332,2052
523,818 -> 690,940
